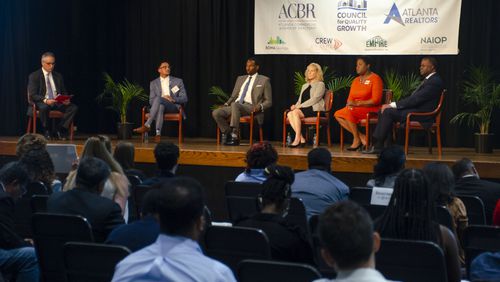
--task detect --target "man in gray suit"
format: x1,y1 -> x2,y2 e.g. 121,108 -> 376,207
212,58 -> 272,146
134,61 -> 188,142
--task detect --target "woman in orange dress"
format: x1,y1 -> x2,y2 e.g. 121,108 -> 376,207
334,56 -> 383,150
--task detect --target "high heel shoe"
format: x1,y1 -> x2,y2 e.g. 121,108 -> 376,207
346,144 -> 362,151
289,142 -> 306,148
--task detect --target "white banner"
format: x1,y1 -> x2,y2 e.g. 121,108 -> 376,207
254,0 -> 461,55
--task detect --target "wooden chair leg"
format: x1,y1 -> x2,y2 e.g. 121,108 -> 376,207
249,119 -> 254,146
27,117 -> 32,133
178,119 -> 183,144
404,127 -> 410,155
259,127 -> 263,142
216,127 -> 220,145
69,122 -> 74,141
427,130 -> 433,154
340,127 -> 344,151
327,122 -> 331,147
437,126 -> 442,158
315,122 -> 320,146
282,117 -> 287,147
366,122 -> 370,148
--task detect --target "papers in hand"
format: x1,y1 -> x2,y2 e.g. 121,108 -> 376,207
55,94 -> 72,103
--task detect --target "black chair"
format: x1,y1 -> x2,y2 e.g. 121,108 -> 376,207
285,197 -> 309,235
463,225 -> 500,278
13,182 -> 50,238
308,215 -> 319,237
203,225 -> 271,272
31,194 -> 49,213
63,242 -> 131,282
224,181 -> 263,222
225,181 -> 263,197
436,206 -> 454,231
126,174 -> 142,186
32,213 -> 94,282
238,259 -> 321,282
457,195 -> 486,225
348,187 -> 373,205
310,233 -> 336,278
131,184 -> 156,218
376,238 -> 447,282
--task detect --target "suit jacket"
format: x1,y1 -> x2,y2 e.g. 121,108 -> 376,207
150,76 -> 188,114
27,69 -> 67,103
47,188 -> 125,242
226,74 -> 272,111
295,81 -> 326,112
455,176 -> 500,224
105,216 -> 160,252
0,190 -> 29,249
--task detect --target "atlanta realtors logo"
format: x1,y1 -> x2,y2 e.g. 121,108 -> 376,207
384,3 -> 439,26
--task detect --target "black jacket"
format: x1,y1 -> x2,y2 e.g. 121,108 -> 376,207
27,68 -> 67,103
455,176 -> 500,224
0,190 -> 29,249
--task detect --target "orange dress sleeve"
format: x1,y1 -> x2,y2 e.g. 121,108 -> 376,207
370,74 -> 383,105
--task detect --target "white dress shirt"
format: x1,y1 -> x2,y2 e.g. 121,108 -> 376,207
390,72 -> 436,108
314,268 -> 390,282
160,76 -> 170,98
237,73 -> 257,104
42,68 -> 57,99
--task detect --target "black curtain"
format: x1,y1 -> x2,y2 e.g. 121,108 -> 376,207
1,0 -> 499,147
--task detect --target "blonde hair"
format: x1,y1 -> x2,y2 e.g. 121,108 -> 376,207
81,137 -> 124,174
305,63 -> 324,82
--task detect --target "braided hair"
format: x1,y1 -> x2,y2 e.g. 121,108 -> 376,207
376,168 -> 439,243
260,165 -> 294,212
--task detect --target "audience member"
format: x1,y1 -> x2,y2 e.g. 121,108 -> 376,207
452,158 -> 500,224
375,169 -> 461,282
48,157 -> 125,242
106,189 -> 160,252
113,141 -> 146,181
142,142 -> 180,186
236,165 -> 314,264
0,162 -> 40,282
235,142 -> 278,183
292,148 -> 349,218
314,201 -> 388,282
20,149 -> 61,193
366,146 -> 405,188
15,133 -> 47,157
112,177 -> 236,281
423,162 -> 467,264
470,251 -> 500,281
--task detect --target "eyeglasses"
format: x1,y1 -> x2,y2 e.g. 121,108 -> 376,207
159,66 -> 170,69
44,62 -> 56,65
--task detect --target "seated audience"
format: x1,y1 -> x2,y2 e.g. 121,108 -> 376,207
0,162 -> 40,282
64,137 -> 130,215
235,142 -> 278,183
452,158 -> 500,224
236,165 -> 314,264
375,168 -> 461,282
15,133 -> 47,157
142,142 -> 180,186
314,201 -> 388,282
112,177 -> 236,281
292,148 -> 349,218
20,149 -> 61,193
113,141 -> 146,181
48,157 -> 125,242
470,251 -> 500,281
423,162 -> 467,264
366,145 -> 405,188
106,189 -> 160,252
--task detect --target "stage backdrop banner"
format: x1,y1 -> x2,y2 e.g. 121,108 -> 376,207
255,0 -> 461,55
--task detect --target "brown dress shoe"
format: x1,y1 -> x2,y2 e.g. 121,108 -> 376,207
153,135 -> 161,143
133,125 -> 150,134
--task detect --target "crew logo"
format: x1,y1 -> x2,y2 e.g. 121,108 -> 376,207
336,0 -> 368,32
314,37 -> 343,50
384,2 -> 439,26
365,36 -> 388,48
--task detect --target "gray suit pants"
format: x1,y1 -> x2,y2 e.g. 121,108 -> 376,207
145,96 -> 179,133
212,102 -> 254,133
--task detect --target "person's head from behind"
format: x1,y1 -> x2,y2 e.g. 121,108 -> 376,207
75,157 -> 111,194
373,145 -> 405,178
140,188 -> 160,219
260,165 -> 294,215
245,142 -> 278,172
319,201 -> 380,271
97,135 -> 112,154
16,133 -> 47,157
0,162 -> 30,199
452,158 -> 478,180
246,57 -> 260,76
307,147 -> 332,172
157,177 -> 205,240
154,142 -> 180,172
82,137 -> 123,174
378,168 -> 437,242
423,162 -> 456,205
20,149 -> 56,188
113,142 -> 135,170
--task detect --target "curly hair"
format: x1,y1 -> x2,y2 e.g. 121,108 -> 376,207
20,149 -> 56,189
245,142 -> 278,172
16,133 -> 47,157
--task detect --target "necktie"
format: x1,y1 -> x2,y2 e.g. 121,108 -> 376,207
46,74 -> 54,99
411,79 -> 427,95
238,76 -> 253,104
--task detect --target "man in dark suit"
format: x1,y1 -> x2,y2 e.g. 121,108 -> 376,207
133,61 -> 188,143
142,142 -> 179,186
47,157 -> 125,242
364,57 -> 444,154
27,52 -> 78,140
0,162 -> 40,282
452,158 -> 500,224
212,57 -> 272,145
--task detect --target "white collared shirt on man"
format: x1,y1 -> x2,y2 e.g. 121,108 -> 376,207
160,76 -> 170,98
237,73 -> 257,104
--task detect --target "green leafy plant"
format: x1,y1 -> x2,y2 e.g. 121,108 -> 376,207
208,86 -> 230,110
326,75 -> 355,93
384,69 -> 422,101
450,66 -> 500,134
97,73 -> 148,124
294,66 -> 353,95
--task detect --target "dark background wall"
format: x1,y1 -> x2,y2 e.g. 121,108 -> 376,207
1,0 -> 499,147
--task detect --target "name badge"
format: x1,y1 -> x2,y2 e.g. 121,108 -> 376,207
370,187 -> 393,206
171,85 -> 180,94
364,80 -> 371,85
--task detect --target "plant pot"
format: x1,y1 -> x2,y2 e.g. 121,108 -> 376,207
474,133 -> 494,153
117,122 -> 133,140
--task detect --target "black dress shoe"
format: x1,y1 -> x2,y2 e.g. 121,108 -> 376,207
289,142 -> 306,148
56,131 -> 67,141
224,135 -> 240,146
44,130 -> 52,140
361,146 -> 382,154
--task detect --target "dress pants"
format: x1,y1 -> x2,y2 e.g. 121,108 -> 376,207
35,102 -> 78,131
145,96 -> 179,133
212,102 -> 254,134
372,108 -> 404,148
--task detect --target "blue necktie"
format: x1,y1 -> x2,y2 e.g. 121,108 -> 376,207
46,74 -> 54,99
238,76 -> 253,104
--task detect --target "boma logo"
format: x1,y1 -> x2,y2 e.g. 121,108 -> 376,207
366,36 -> 388,48
267,36 -> 286,45
278,2 -> 316,19
384,3 -> 405,26
337,0 -> 367,11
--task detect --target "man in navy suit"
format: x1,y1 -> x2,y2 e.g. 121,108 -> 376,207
134,61 -> 188,142
27,52 -> 78,140
364,57 -> 444,154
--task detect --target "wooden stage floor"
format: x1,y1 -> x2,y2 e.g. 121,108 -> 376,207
1,136 -> 500,179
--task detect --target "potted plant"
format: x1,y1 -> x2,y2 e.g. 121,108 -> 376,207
97,73 -> 148,139
208,86 -> 229,110
383,69 -> 422,102
450,66 -> 500,153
